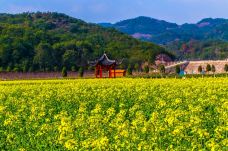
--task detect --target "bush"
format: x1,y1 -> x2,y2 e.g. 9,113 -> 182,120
6,66 -> 11,72
62,67 -> 67,77
175,65 -> 181,74
225,64 -> 228,72
13,67 -> 20,72
144,66 -> 149,73
211,65 -> 216,73
134,63 -> 139,72
29,66 -> 34,72
78,67 -> 84,77
127,65 -> 132,75
71,66 -> 76,72
158,64 -> 165,74
54,66 -> 59,72
206,64 -> 211,73
88,66 -> 94,71
198,66 -> 202,73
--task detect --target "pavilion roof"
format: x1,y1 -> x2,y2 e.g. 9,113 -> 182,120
89,53 -> 118,66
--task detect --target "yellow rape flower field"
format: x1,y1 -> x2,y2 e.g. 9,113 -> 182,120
0,78 -> 227,150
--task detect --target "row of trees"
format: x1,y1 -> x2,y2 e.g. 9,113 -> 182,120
198,64 -> 228,74
126,64 -> 166,75
61,67 -> 84,77
126,63 -> 228,76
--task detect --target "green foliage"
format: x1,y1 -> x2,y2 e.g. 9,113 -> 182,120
62,67 -> 67,77
175,65 -> 181,74
206,64 -> 211,73
225,64 -> 228,72
134,63 -> 139,72
71,66 -> 76,72
54,66 -> 59,72
78,67 -> 84,77
211,65 -> 216,73
127,65 -> 133,75
102,17 -> 228,60
88,66 -> 94,71
158,64 -> 165,74
0,13 -> 171,72
198,66 -> 203,73
144,65 -> 149,73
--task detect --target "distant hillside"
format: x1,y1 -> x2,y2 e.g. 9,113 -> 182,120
99,16 -> 228,60
0,13 -> 172,72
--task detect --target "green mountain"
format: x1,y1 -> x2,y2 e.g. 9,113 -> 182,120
100,16 -> 228,44
0,13 -> 172,72
99,16 -> 228,59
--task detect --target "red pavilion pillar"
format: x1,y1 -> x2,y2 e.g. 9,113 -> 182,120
114,66 -> 116,78
108,68 -> 111,78
100,66 -> 102,78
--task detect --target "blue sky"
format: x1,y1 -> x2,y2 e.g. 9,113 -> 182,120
0,0 -> 228,24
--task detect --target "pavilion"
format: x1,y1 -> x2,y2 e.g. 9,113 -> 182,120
89,53 -> 124,78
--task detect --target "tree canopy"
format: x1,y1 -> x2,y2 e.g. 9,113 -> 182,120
0,12 -> 173,72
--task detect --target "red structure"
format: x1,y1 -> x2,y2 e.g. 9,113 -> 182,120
90,53 -> 121,78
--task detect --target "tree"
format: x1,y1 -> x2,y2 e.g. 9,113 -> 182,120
21,60 -> 29,72
224,64 -> 228,73
144,65 -> 149,73
34,43 -> 54,71
175,65 -> 181,75
158,64 -> 165,75
134,63 -> 139,72
0,44 -> 12,68
211,65 -> 216,74
78,67 -> 84,77
127,65 -> 132,75
198,65 -> 203,74
62,67 -> 67,77
54,66 -> 59,72
71,66 -> 76,72
63,50 -> 78,69
0,12 -> 173,73
206,64 -> 211,73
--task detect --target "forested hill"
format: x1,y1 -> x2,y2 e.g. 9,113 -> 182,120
0,12 -> 171,72
100,16 -> 228,60
100,16 -> 228,44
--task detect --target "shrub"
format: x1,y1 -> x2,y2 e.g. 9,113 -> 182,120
206,64 -> 211,73
144,66 -> 149,73
54,66 -> 59,72
134,63 -> 139,72
127,65 -> 132,75
158,64 -> 165,74
78,67 -> 84,77
225,64 -> 228,72
62,67 -> 67,77
175,65 -> 181,74
6,66 -> 11,72
71,66 -> 76,72
198,65 -> 203,73
211,65 -> 216,73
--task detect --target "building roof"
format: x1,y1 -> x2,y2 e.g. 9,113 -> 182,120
89,53 -> 121,66
97,53 -> 116,66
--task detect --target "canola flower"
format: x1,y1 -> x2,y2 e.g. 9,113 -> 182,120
0,78 -> 227,150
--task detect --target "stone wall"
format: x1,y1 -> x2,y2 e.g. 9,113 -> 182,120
184,60 -> 228,74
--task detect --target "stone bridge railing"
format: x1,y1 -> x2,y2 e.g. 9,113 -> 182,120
165,60 -> 228,74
